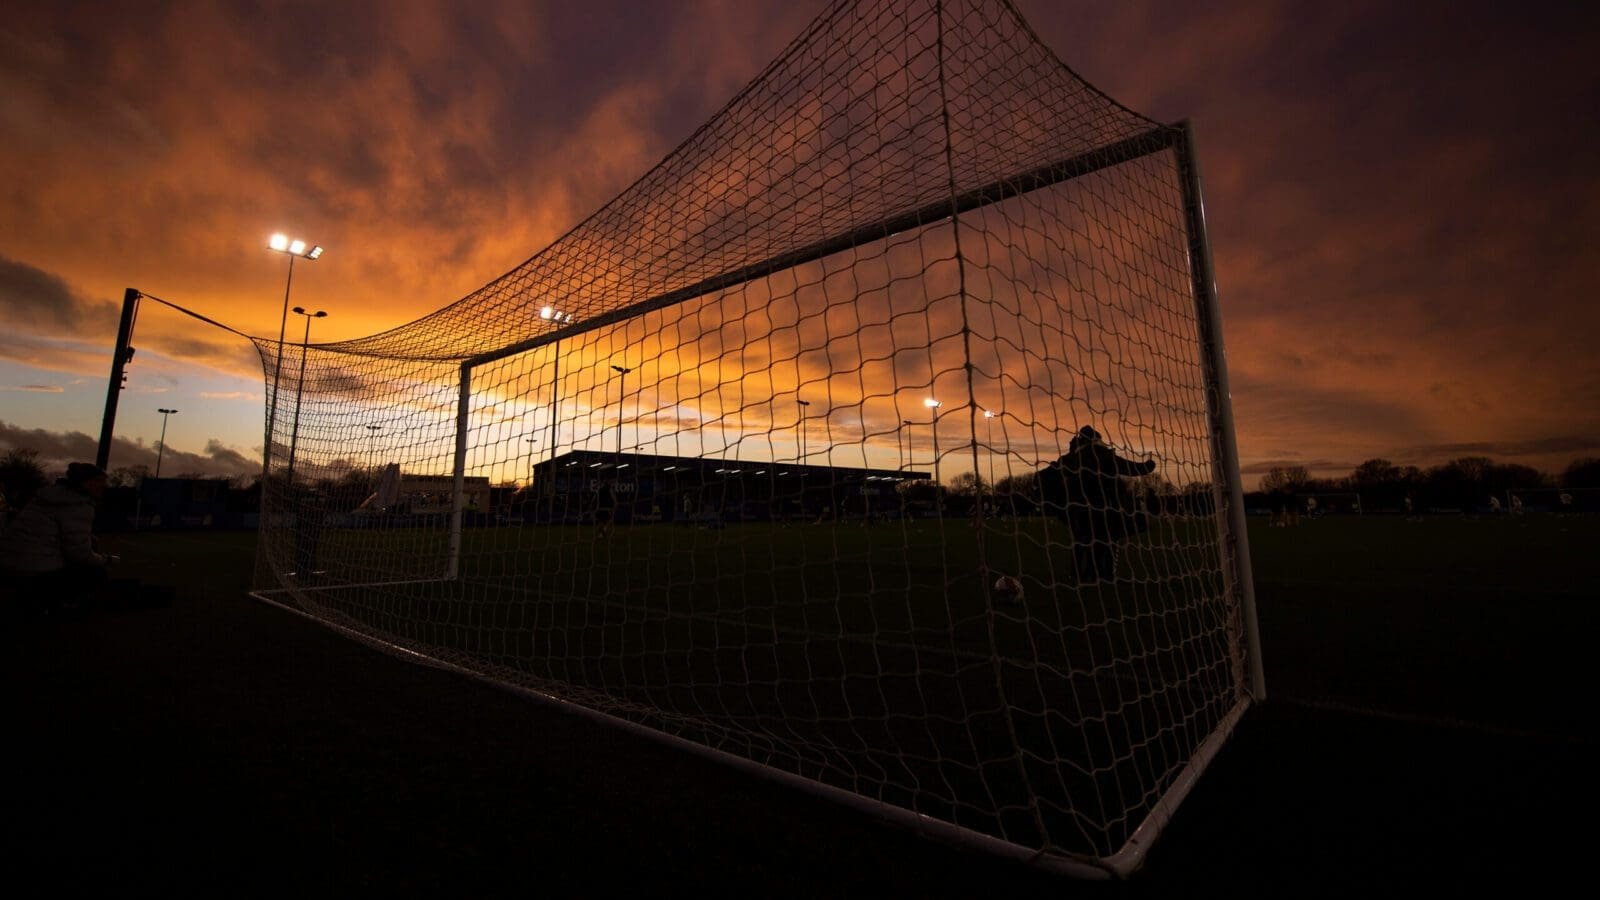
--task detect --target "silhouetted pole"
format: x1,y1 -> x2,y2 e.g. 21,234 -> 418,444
800,397 -> 812,461
925,398 -> 942,516
285,307 -> 327,484
97,288 -> 141,470
155,408 -> 178,477
611,364 -> 631,459
266,235 -> 324,477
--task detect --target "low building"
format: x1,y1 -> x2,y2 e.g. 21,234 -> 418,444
521,449 -> 928,524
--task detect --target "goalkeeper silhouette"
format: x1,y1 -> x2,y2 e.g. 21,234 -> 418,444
1037,426 -> 1156,583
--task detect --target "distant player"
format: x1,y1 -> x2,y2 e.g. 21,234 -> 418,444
1510,494 -> 1524,516
1488,495 -> 1503,514
1036,426 -> 1156,584
595,480 -> 617,537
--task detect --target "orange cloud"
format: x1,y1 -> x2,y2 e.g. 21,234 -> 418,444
0,0 -> 1595,482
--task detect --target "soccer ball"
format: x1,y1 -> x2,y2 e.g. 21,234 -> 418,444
992,574 -> 1024,604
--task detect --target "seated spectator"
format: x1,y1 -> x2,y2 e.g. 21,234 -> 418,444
1,462 -> 114,614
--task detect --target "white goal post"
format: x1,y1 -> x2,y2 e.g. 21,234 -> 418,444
251,0 -> 1263,878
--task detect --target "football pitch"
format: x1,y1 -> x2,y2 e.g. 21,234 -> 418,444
95,512 -> 1599,862
105,512 -> 1595,741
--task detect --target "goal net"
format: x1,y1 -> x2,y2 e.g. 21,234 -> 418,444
249,0 -> 1262,877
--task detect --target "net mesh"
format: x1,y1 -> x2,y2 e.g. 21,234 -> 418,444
249,0 -> 1251,869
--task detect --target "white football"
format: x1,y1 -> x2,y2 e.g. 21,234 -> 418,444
992,575 -> 1024,603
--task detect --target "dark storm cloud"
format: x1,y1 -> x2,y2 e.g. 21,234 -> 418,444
0,419 -> 258,477
0,254 -> 119,335
1394,436 -> 1600,463
0,0 -> 1595,477
1238,459 -> 1348,477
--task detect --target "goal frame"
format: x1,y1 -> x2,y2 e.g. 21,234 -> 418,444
433,119 -> 1265,876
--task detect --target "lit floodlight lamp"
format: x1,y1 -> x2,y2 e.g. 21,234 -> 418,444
306,246 -> 324,260
288,239 -> 306,255
924,398 -> 941,408
269,233 -> 289,251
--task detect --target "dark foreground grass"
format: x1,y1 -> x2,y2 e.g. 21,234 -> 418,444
4,516 -> 1594,895
273,516 -> 1241,862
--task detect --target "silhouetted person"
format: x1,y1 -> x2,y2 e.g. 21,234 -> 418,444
595,480 -> 617,537
0,462 -> 114,614
1037,427 -> 1155,583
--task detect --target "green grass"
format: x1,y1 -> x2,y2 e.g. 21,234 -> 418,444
103,512 -> 1598,741
98,513 -> 1600,861
1246,514 -> 1599,738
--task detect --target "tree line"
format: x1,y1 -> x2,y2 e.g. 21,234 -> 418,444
1253,456 -> 1600,512
6,445 -> 1597,523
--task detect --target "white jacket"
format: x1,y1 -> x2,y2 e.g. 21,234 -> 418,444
0,483 -> 107,573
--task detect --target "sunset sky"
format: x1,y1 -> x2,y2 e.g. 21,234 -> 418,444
1,0 -> 1596,484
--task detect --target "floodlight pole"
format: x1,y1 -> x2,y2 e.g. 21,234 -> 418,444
449,362 -> 471,580
611,364 -> 631,460
154,408 -> 178,478
265,236 -> 322,478
285,307 -> 326,486
926,399 -> 942,517
796,399 -> 811,464
984,409 -> 998,493
547,342 -> 560,516
268,255 -> 296,473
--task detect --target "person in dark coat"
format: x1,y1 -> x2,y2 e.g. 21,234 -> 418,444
1036,426 -> 1156,583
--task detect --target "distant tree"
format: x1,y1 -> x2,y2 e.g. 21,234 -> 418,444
1345,458 -> 1408,511
1,447 -> 49,514
994,472 -> 1039,516
107,464 -> 150,488
1258,466 -> 1311,494
994,472 -> 1037,495
1426,457 -> 1500,510
1562,458 -> 1600,490
1485,462 -> 1547,494
1176,480 -> 1218,516
1350,458 -> 1401,486
947,471 -> 986,496
1457,457 -> 1497,481
897,479 -> 940,504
